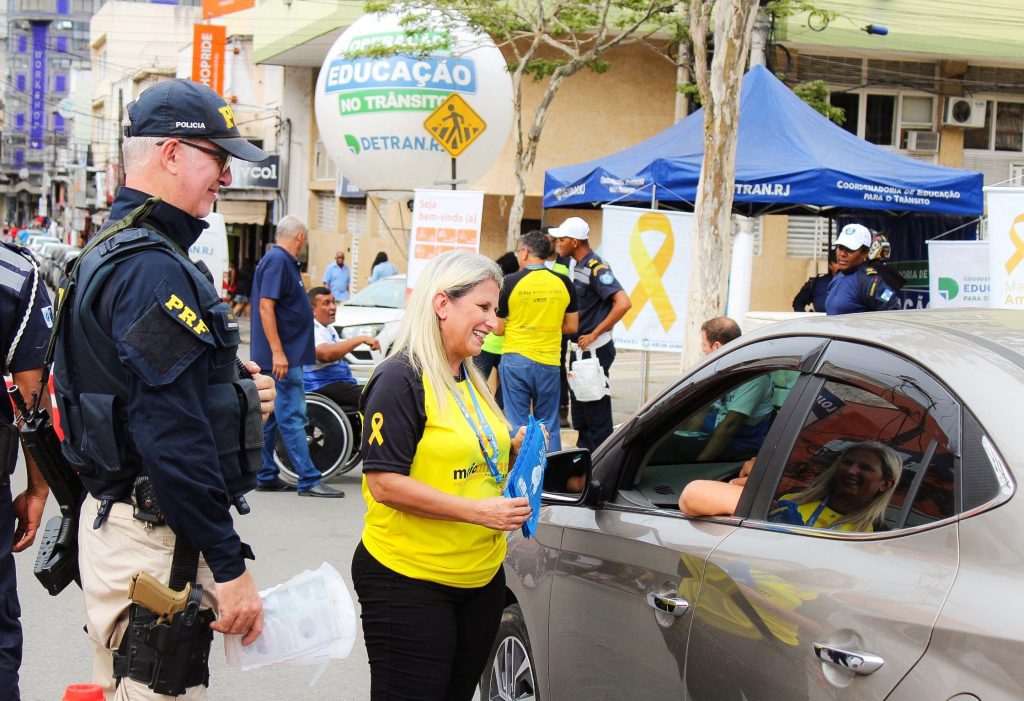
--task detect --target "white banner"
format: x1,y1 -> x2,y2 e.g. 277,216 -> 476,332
407,189 -> 484,291
985,186 -> 1024,309
601,205 -> 693,352
927,240 -> 990,307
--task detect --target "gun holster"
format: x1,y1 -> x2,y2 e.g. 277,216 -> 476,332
113,586 -> 215,696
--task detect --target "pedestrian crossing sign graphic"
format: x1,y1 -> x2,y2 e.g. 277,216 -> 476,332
424,93 -> 487,158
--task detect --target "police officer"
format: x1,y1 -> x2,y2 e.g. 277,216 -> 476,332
551,217 -> 632,452
52,79 -> 275,699
0,242 -> 52,699
824,223 -> 901,316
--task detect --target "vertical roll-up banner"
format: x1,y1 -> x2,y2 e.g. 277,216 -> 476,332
927,240 -> 989,307
29,22 -> 48,151
986,186 -> 1024,309
408,189 -> 484,292
602,205 -> 693,352
192,24 -> 226,96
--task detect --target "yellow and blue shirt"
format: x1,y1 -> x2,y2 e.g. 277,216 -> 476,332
358,353 -> 511,588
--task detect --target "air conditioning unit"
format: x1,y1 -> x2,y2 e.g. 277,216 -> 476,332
906,131 -> 940,153
943,97 -> 987,128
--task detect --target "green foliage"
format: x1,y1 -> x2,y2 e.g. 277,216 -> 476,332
791,79 -> 846,125
676,82 -> 701,106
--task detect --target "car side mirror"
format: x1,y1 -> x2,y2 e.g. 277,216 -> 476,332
542,448 -> 592,505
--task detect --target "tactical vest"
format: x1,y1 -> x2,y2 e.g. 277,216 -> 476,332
52,207 -> 262,506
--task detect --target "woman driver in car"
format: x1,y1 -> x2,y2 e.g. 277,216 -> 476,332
679,441 -> 903,533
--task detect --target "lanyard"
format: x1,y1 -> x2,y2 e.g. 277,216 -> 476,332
450,363 -> 502,484
806,497 -> 845,530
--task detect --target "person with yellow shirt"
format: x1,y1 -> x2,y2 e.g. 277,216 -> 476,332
496,231 -> 579,451
473,251 -> 520,407
679,441 -> 903,533
352,250 -> 531,701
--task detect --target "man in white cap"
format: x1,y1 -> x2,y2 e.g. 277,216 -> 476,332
824,223 -> 901,315
550,217 -> 632,452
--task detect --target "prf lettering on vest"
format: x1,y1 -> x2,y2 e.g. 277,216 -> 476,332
164,294 -> 210,334
218,105 -> 236,129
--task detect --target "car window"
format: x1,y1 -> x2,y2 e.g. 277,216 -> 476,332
760,375 -> 955,533
632,370 -> 785,509
345,276 -> 405,308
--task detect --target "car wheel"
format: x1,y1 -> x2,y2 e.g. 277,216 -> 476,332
481,604 -> 540,701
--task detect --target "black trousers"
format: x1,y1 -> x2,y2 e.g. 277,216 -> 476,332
351,541 -> 505,701
0,483 -> 21,700
569,342 -> 616,452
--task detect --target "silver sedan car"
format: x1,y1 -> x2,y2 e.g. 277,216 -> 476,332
484,309 -> 1023,701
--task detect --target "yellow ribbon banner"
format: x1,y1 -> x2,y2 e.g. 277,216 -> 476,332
368,412 -> 385,446
622,212 -> 677,332
1005,213 -> 1024,275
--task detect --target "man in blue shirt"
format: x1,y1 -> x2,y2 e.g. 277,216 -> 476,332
322,251 -> 351,303
303,286 -> 379,410
825,223 -> 901,316
252,216 -> 344,497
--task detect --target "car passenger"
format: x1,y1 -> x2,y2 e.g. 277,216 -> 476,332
680,441 -> 903,533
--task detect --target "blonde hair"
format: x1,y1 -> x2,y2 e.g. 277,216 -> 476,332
791,441 -> 904,532
390,250 -> 505,421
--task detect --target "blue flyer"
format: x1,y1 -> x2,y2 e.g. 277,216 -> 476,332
505,416 -> 547,538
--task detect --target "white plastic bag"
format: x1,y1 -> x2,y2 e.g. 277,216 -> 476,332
566,347 -> 609,402
224,561 -> 357,675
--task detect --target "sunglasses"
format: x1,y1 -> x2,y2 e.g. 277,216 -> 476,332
157,139 -> 233,174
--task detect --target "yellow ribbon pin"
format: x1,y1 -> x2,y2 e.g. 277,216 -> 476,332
622,212 -> 677,332
367,412 -> 385,446
1005,214 -> 1024,275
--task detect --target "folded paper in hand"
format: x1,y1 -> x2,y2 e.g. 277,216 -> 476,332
224,561 -> 357,676
505,416 -> 546,538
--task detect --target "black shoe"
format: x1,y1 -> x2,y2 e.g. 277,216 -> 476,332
297,483 -> 345,498
256,477 -> 291,492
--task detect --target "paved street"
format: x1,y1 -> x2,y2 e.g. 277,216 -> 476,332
15,337 -> 685,699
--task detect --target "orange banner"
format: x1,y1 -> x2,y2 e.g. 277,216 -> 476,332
192,24 -> 226,96
202,0 -> 253,20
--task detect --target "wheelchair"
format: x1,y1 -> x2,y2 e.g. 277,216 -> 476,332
273,392 -> 362,483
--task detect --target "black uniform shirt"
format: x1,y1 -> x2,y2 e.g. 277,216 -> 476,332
88,187 -> 245,582
0,243 -> 53,425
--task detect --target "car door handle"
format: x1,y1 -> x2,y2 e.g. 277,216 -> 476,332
646,592 -> 689,617
813,643 -> 884,675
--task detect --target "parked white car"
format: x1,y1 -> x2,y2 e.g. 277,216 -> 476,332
332,274 -> 405,377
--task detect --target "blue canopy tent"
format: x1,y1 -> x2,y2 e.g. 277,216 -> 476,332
543,65 -> 983,218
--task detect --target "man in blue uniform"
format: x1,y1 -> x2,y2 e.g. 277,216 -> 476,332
825,223 -> 901,315
51,79 -> 275,698
0,242 -> 52,699
551,217 -> 632,452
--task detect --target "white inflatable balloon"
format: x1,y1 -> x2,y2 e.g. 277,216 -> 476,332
315,13 -> 514,200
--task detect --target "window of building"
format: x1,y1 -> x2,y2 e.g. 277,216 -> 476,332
346,202 -> 367,237
829,92 -> 859,135
865,94 -> 896,145
313,140 -> 338,181
964,100 -> 1024,153
315,191 -> 337,230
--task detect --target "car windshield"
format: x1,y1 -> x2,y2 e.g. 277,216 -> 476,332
345,276 -> 405,309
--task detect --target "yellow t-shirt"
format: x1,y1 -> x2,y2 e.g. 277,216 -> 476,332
359,354 -> 511,588
497,266 -> 577,366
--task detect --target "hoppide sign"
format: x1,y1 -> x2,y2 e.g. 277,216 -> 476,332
225,155 -> 281,190
314,13 -> 513,199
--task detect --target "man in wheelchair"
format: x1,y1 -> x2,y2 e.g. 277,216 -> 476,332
304,286 -> 380,411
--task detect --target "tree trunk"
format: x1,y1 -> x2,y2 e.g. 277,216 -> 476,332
682,0 -> 759,368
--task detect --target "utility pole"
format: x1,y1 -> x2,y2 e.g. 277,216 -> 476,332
117,87 -> 125,188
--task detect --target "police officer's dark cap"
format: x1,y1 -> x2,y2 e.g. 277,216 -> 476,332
124,79 -> 268,163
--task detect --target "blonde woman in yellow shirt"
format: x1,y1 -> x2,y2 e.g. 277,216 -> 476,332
352,250 -> 531,701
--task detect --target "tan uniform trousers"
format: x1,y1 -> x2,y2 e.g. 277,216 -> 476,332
80,495 -> 217,700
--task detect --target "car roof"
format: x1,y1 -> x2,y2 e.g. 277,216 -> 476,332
740,309 -> 1024,453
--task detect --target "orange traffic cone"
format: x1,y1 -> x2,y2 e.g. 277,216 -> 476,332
62,684 -> 104,701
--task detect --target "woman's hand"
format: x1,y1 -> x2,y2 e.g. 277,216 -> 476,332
472,496 -> 531,531
509,426 -> 527,460
729,457 -> 757,486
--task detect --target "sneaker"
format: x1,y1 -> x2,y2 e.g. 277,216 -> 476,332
297,483 -> 345,498
255,477 -> 291,492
